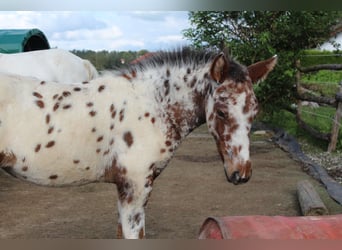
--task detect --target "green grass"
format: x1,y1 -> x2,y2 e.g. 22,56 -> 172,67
302,70 -> 342,85
260,106 -> 341,151
301,70 -> 340,97
263,51 -> 342,151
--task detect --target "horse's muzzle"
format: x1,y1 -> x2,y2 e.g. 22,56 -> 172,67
224,168 -> 251,185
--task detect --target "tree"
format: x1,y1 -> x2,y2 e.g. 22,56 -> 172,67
183,11 -> 342,113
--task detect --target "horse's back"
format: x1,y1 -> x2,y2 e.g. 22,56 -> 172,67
0,49 -> 98,83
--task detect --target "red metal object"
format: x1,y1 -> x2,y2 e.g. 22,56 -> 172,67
198,215 -> 342,239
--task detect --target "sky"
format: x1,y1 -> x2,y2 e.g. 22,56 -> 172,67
0,11 -> 340,52
0,11 -> 191,52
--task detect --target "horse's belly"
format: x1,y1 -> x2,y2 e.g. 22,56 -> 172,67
7,157 -> 104,186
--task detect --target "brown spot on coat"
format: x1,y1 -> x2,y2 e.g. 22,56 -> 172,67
87,102 -> 94,107
189,76 -> 197,88
40,81 -> 46,85
97,136 -> 104,142
110,104 -> 115,112
119,109 -> 125,122
164,80 -> 170,96
96,148 -> 101,154
45,141 -> 55,148
98,85 -> 105,92
22,166 -> 28,172
35,144 -> 41,153
165,141 -> 172,146
48,126 -> 54,134
49,175 -> 58,180
63,104 -> 72,109
62,91 -> 71,97
89,110 -> 97,117
73,160 -> 80,164
33,92 -> 43,99
110,124 -> 114,130
122,74 -> 132,80
73,87 -> 81,92
160,148 -> 166,153
109,138 -> 114,145
166,69 -> 170,77
35,100 -> 45,109
46,114 -> 50,124
53,103 -> 60,111
123,131 -> 133,147
103,149 -> 110,155
91,127 -> 96,133
151,117 -> 155,124
144,112 -> 150,117
53,94 -> 58,100
82,81 -> 89,84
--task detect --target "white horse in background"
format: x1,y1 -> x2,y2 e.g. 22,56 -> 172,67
0,49 -> 98,84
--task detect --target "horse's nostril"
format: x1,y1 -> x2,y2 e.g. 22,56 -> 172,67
240,176 -> 250,183
231,171 -> 241,185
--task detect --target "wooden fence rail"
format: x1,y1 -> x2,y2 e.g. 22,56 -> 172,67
295,60 -> 342,152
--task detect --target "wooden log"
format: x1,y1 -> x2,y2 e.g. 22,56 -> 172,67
298,64 -> 342,73
297,180 -> 329,216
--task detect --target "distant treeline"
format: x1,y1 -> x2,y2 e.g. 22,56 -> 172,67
71,49 -> 150,71
71,49 -> 342,72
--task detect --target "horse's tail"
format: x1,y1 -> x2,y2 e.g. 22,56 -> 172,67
83,60 -> 99,80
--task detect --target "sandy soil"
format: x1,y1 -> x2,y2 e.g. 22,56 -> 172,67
1,125 -> 341,239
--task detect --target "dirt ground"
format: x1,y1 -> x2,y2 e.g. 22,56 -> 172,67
1,125 -> 341,239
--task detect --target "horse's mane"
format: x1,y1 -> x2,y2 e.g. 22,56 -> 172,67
121,47 -> 248,83
122,47 -> 218,74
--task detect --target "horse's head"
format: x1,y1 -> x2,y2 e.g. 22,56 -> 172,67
206,53 -> 277,185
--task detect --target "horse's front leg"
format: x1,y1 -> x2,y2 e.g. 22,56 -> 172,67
115,176 -> 153,239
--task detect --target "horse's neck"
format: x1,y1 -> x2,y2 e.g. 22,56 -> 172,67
136,64 -> 211,143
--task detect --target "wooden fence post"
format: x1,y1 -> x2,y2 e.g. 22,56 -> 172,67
328,81 -> 342,152
295,60 -> 303,118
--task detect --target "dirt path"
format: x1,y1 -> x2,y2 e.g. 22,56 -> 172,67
1,126 -> 341,239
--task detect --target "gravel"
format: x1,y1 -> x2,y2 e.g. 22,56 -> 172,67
301,144 -> 342,184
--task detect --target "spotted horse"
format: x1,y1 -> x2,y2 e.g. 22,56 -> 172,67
0,48 -> 277,239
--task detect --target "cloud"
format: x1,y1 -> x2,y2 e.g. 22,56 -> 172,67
0,12 -> 106,33
0,11 -> 190,51
51,26 -> 122,41
156,35 -> 184,43
126,11 -> 168,22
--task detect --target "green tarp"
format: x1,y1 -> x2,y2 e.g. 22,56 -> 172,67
0,28 -> 50,54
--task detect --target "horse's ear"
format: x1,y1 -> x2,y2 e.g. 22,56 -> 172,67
247,55 -> 277,84
210,53 -> 229,84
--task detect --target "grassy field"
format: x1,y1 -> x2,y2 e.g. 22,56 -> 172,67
263,51 -> 342,151
261,105 -> 341,151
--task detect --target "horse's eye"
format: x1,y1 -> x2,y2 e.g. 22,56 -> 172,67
216,110 -> 226,119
